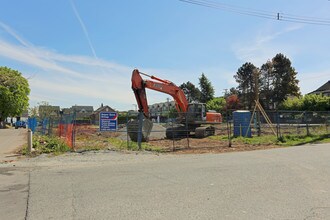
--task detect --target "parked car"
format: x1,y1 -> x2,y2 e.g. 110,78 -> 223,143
15,121 -> 26,129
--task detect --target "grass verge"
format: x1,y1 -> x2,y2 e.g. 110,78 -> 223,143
21,134 -> 71,156
210,133 -> 330,147
277,134 -> 330,146
108,138 -> 165,153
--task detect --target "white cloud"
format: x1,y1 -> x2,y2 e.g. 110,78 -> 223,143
0,22 -> 182,110
0,22 -> 135,110
29,77 -> 133,103
70,0 -> 97,59
232,24 -> 303,66
0,21 -> 33,47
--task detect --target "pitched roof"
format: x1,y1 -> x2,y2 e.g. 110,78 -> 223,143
314,80 -> 330,92
39,105 -> 60,111
93,105 -> 116,113
71,105 -> 94,112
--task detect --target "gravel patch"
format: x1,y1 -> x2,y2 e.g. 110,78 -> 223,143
117,123 -> 167,141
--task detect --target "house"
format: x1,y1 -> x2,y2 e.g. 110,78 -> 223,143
38,105 -> 61,118
90,104 -> 116,125
71,105 -> 94,119
148,100 -> 176,121
61,108 -> 71,115
309,80 -> 330,97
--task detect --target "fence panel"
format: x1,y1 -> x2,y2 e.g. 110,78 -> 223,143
30,110 -> 329,152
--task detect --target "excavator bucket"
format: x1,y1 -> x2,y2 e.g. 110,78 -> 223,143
127,118 -> 153,142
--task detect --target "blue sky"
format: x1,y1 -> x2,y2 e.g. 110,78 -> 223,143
0,0 -> 329,111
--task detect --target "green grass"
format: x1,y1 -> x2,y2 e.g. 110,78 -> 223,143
108,138 -> 165,153
210,133 -> 330,147
277,134 -> 330,146
210,135 -> 277,145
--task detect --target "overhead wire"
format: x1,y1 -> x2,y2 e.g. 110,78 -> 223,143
179,0 -> 330,26
179,0 -> 276,19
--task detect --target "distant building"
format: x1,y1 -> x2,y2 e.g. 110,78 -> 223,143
149,100 -> 175,118
71,105 -> 94,119
38,105 -> 60,118
61,108 -> 71,115
309,80 -> 330,97
91,104 -> 116,124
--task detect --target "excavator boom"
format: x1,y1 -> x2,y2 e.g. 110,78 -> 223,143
131,69 -> 189,117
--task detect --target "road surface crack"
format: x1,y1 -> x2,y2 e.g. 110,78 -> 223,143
24,171 -> 31,220
70,175 -> 77,220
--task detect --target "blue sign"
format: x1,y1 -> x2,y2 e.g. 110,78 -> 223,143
100,112 -> 118,131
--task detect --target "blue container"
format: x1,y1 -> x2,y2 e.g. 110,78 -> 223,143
233,110 -> 252,137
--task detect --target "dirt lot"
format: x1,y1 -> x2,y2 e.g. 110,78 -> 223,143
73,124 -> 280,154
148,138 -> 278,154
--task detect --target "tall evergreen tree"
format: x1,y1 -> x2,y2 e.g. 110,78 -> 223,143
234,62 -> 258,109
271,53 -> 300,108
259,61 -> 274,109
179,81 -> 201,102
199,73 -> 215,103
223,87 -> 239,98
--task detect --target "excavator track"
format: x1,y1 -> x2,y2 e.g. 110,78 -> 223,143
165,125 -> 187,139
194,126 -> 215,138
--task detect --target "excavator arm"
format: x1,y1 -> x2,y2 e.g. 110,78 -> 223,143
131,69 -> 189,118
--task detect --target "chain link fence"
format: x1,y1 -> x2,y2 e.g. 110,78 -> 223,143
123,110 -> 330,151
28,110 -> 330,152
28,113 -> 76,149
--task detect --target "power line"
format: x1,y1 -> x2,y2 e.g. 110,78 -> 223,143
179,0 -> 276,19
179,0 -> 330,26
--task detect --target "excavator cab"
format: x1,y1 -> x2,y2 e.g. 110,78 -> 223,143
186,103 -> 206,123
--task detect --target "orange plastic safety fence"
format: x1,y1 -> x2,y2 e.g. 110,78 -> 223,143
57,123 -> 74,148
65,124 -> 74,148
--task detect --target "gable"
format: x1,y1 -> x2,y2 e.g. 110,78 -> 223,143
315,80 -> 330,92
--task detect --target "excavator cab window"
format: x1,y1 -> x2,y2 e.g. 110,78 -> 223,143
187,103 -> 206,122
201,104 -> 206,119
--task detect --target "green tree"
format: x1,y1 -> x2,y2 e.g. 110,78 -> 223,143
179,81 -> 201,102
223,87 -> 239,98
0,67 -> 30,128
280,94 -> 330,111
234,62 -> 258,109
302,94 -> 330,111
199,73 -> 214,103
271,53 -> 301,108
259,61 -> 274,109
280,97 -> 303,110
206,97 -> 226,113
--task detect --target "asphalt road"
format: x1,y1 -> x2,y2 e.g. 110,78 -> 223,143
0,128 -> 28,220
1,142 -> 330,219
0,128 -> 26,162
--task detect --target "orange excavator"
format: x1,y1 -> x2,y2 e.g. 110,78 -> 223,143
128,69 -> 222,142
